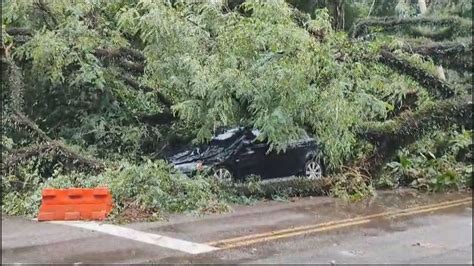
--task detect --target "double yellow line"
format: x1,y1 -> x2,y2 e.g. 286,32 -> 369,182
208,197 -> 472,249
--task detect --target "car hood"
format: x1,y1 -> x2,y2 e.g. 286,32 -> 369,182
169,136 -> 245,165
168,149 -> 217,165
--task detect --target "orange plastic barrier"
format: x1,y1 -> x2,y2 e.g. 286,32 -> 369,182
37,188 -> 113,221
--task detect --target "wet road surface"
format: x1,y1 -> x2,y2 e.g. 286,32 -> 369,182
2,189 -> 472,264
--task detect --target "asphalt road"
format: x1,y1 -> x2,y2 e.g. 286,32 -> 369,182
2,190 -> 472,264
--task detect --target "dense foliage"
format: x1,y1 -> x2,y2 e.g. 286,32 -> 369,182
1,0 -> 472,219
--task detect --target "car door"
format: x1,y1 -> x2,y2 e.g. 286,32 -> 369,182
265,147 -> 295,178
233,140 -> 269,178
265,141 -> 308,178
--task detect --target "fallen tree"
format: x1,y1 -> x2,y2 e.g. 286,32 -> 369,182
1,1 -> 471,208
347,11 -> 471,178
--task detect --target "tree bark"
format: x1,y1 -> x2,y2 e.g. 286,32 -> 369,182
350,16 -> 470,39
378,49 -> 455,98
93,47 -> 146,63
400,41 -> 472,71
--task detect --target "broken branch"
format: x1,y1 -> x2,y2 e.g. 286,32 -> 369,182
7,110 -> 105,172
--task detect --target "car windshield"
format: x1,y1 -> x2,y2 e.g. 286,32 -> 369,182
251,129 -> 260,139
190,147 -> 205,155
209,127 -> 243,145
212,127 -> 242,141
300,130 -> 310,139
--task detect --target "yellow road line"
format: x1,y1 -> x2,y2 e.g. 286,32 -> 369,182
390,202 -> 471,219
217,200 -> 471,249
208,197 -> 471,248
208,197 -> 471,246
219,219 -> 371,249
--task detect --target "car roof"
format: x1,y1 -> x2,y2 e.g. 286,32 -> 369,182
212,127 -> 310,141
212,127 -> 244,141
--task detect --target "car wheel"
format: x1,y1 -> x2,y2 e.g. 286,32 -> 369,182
212,167 -> 233,183
304,158 -> 323,180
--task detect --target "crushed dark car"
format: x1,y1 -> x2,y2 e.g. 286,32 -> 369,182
168,127 -> 325,182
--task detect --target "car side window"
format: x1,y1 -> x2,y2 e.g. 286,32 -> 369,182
252,129 -> 268,145
244,129 -> 267,147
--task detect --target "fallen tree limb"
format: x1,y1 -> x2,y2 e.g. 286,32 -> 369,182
11,110 -> 52,141
5,27 -> 173,108
121,74 -> 173,108
3,57 -> 105,173
358,95 -> 472,175
378,49 -> 455,98
5,27 -> 33,36
1,143 -> 55,167
6,27 -> 146,74
34,0 -> 58,29
2,140 -> 105,173
137,112 -> 176,126
93,47 -> 146,62
6,110 -> 105,172
350,16 -> 471,39
401,41 -> 472,71
94,47 -> 145,74
406,26 -> 456,41
104,58 -> 144,74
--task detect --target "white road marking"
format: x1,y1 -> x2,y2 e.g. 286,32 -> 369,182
50,221 -> 219,254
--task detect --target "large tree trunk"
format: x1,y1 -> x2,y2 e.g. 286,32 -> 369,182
417,0 -> 427,14
332,0 -> 345,30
